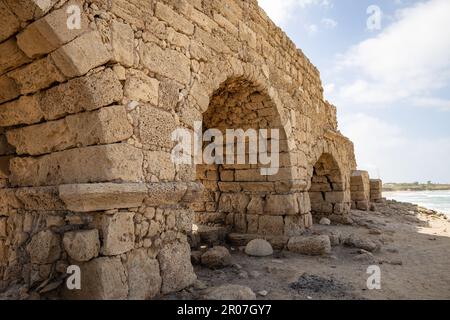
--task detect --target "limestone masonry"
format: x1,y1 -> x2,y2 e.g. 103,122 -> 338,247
0,0 -> 383,299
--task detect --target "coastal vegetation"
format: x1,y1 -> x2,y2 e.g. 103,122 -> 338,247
383,182 -> 450,191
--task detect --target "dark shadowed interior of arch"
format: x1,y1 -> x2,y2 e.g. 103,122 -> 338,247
308,153 -> 345,217
192,77 -> 292,233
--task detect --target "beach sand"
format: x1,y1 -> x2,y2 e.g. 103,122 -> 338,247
170,200 -> 450,300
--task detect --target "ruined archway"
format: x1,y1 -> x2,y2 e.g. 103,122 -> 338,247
308,153 -> 347,218
192,77 -> 303,237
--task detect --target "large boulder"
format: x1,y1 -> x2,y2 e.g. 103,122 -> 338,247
201,246 -> 232,269
204,285 -> 256,300
287,235 -> 331,256
245,239 -> 273,257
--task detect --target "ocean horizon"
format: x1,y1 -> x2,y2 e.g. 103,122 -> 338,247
384,190 -> 450,216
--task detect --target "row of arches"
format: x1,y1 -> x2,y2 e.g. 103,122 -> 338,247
190,75 -> 352,235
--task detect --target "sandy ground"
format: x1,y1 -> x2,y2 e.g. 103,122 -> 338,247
172,200 -> 450,300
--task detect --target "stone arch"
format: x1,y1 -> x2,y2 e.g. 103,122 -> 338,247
307,141 -> 352,219
190,69 -> 305,237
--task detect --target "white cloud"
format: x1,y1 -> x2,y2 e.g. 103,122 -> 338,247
307,24 -> 318,36
321,18 -> 337,29
340,113 -> 450,183
258,0 -> 332,26
411,97 -> 450,111
333,0 -> 450,109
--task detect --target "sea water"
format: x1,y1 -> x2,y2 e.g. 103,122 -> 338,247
384,190 -> 450,216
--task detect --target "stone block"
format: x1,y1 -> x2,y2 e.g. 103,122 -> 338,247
40,68 -> 123,121
0,0 -> 21,42
0,95 -> 43,127
258,216 -> 284,236
26,230 -> 61,264
5,0 -> 59,22
8,105 -> 133,156
235,169 -> 266,182
101,212 -> 135,256
0,38 -> 31,75
17,0 -> 88,58
7,56 -> 66,95
0,74 -> 20,103
124,70 -> 159,105
51,31 -> 111,78
284,216 -> 305,237
159,79 -> 182,111
218,193 -> 249,213
64,256 -> 128,300
140,42 -> 190,85
143,151 -> 175,181
140,105 -> 177,149
9,144 -> 144,187
59,183 -> 147,212
15,186 -> 65,210
324,191 -> 345,204
246,197 -> 264,215
63,229 -> 100,262
356,200 -> 370,211
158,241 -> 196,294
155,2 -> 194,35
264,194 -> 298,215
287,235 -> 331,256
127,249 -> 162,300
110,20 -> 134,67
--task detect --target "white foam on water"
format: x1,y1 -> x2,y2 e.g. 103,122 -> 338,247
384,190 -> 450,216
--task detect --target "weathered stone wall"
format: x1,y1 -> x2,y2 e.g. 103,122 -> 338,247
351,170 -> 370,211
0,0 -> 358,299
370,179 -> 383,202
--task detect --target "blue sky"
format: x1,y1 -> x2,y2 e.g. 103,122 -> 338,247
258,0 -> 450,183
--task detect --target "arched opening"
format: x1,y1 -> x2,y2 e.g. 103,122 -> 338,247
308,153 -> 346,218
192,77 -> 295,237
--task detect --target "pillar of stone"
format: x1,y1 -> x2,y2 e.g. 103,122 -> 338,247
370,179 -> 383,202
350,171 -> 370,211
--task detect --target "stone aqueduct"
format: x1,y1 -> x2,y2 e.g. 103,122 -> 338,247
0,0 -> 382,299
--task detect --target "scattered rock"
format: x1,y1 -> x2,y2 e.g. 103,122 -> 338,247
343,234 -> 381,252
245,239 -> 273,257
249,271 -> 261,279
204,285 -> 256,300
201,246 -> 232,269
258,290 -> 268,297
353,252 -> 376,263
238,271 -> 249,279
368,229 -> 382,235
193,280 -> 208,290
319,218 -> 331,226
287,235 -> 331,256
383,259 -> 403,266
